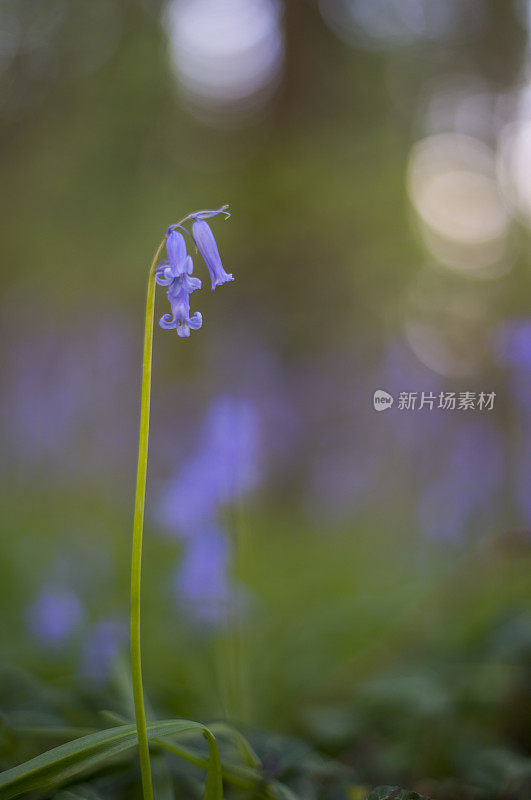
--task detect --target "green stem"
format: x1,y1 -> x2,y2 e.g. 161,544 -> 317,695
130,235 -> 167,800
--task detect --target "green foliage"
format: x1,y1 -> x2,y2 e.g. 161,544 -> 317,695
201,729 -> 222,800
1,575 -> 530,799
0,720 -> 221,800
1,612 -> 531,799
53,786 -> 103,800
0,703 -> 307,800
366,789 -> 431,800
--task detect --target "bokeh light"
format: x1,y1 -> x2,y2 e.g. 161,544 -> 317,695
319,0 -> 483,50
407,133 -> 510,275
420,75 -> 510,141
498,118 -> 531,225
164,0 -> 284,123
403,267 -> 493,376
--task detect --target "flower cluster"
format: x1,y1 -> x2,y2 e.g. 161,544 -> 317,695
156,205 -> 233,337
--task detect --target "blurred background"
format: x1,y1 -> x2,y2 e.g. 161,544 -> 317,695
1,1 -> 530,796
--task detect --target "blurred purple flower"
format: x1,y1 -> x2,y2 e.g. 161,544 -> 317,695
298,344 -> 437,520
26,587 -> 83,646
495,318 -> 531,413
192,220 -> 234,291
81,618 -> 128,683
203,336 -> 302,475
494,318 -> 531,526
1,312 -> 138,483
514,435 -> 531,528
375,341 -> 446,452
173,526 -> 234,625
496,317 -> 531,369
307,446 -> 379,521
418,420 -> 504,543
157,396 -> 261,536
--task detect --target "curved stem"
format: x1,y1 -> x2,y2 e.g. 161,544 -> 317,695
130,235 -> 167,800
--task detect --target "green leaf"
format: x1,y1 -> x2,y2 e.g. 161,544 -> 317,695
207,722 -> 262,769
154,738 -> 260,789
201,729 -> 222,800
12,727 -> 97,740
151,752 -> 175,800
266,782 -> 300,800
101,712 -> 260,795
0,719 -> 206,799
366,787 -> 432,800
53,783 -> 103,800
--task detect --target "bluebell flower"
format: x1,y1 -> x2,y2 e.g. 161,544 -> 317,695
156,232 -> 202,337
157,207 -> 232,334
160,283 -> 203,338
165,229 -> 187,271
192,220 -> 234,291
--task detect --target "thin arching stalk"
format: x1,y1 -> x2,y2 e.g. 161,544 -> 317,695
130,235 -> 167,800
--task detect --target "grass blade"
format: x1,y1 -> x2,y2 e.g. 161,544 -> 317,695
201,729 -> 222,800
0,720 -> 204,799
207,722 -> 261,769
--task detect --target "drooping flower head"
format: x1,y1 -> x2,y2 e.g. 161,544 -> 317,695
156,231 -> 202,337
156,206 -> 232,336
191,219 -> 234,290
160,285 -> 203,338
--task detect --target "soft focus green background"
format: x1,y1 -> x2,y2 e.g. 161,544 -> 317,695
1,1 -> 530,796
